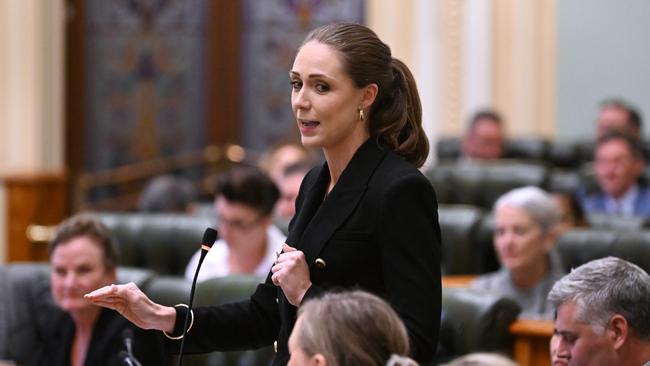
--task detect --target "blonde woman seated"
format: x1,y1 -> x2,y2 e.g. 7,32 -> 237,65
471,186 -> 565,320
288,290 -> 418,366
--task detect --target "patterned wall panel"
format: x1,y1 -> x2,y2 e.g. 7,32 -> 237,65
83,0 -> 364,172
85,0 -> 208,172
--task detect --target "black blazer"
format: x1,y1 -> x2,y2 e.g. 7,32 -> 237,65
168,138 -> 442,365
34,307 -> 166,366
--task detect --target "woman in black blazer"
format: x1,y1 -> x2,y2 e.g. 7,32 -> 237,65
87,22 -> 441,366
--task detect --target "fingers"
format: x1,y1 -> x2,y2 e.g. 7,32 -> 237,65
283,243 -> 296,252
84,283 -> 118,300
271,249 -> 308,288
271,250 -> 302,274
274,248 -> 304,265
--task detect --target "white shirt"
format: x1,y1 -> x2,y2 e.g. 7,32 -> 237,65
185,225 -> 286,282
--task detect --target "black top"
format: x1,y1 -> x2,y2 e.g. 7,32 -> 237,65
166,138 -> 442,365
35,307 -> 166,366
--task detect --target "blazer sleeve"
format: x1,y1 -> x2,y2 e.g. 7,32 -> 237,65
377,173 -> 442,364
164,280 -> 280,353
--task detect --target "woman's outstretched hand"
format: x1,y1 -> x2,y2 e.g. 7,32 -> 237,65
271,244 -> 312,306
85,282 -> 177,333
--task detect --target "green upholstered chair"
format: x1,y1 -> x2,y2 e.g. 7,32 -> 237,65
438,204 -> 485,275
555,228 -> 650,274
98,213 -> 214,276
436,287 -> 521,363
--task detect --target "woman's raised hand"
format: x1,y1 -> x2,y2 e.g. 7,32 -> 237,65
85,283 -> 177,333
271,244 -> 312,306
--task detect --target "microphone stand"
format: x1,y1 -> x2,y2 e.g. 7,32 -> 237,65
177,228 -> 218,366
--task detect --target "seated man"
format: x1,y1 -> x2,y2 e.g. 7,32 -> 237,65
461,109 -> 506,161
548,257 -> 650,366
273,160 -> 314,235
577,131 -> 650,217
596,98 -> 643,140
185,165 -> 285,281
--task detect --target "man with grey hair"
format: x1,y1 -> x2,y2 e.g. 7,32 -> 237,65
548,256 -> 650,366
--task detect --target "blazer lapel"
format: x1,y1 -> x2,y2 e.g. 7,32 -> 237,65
296,139 -> 389,267
285,165 -> 330,248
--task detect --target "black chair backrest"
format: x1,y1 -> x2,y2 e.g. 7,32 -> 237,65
556,228 -> 650,274
438,204 -> 485,275
426,160 -> 548,210
505,138 -> 549,162
437,287 -> 521,362
99,213 -> 214,276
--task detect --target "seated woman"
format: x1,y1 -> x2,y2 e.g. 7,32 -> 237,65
471,186 -> 565,320
288,290 -> 418,366
36,213 -> 165,366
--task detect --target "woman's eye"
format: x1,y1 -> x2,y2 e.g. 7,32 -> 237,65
513,226 -> 529,236
290,80 -> 302,90
315,83 -> 329,92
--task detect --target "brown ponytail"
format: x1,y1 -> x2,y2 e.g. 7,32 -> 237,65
302,23 -> 430,167
370,58 -> 429,167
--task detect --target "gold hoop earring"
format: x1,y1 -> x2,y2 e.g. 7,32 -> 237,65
359,109 -> 365,121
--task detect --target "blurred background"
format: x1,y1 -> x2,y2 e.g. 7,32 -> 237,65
1,0 -> 649,263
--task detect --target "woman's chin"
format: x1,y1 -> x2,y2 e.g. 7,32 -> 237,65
300,136 -> 321,149
57,298 -> 94,313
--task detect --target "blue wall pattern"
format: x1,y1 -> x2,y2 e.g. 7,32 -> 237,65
85,0 -> 208,172
83,0 -> 364,172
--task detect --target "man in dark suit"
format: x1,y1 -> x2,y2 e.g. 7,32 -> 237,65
577,131 -> 650,217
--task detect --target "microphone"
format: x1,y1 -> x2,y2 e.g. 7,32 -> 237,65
177,227 -> 218,366
122,328 -> 142,366
118,351 -> 135,366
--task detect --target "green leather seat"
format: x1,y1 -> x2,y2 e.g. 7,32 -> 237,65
505,137 -> 549,162
144,274 -> 272,366
436,287 -> 521,363
474,212 -> 500,274
556,228 -> 650,274
438,204 -> 485,275
98,213 -> 214,276
425,160 -> 548,210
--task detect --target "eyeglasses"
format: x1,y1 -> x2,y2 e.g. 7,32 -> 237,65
217,214 -> 265,232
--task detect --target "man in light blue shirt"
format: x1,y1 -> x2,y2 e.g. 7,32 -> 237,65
577,131 -> 650,218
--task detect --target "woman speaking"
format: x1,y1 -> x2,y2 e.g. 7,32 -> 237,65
87,22 -> 441,365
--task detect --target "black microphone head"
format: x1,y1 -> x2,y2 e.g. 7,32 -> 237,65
202,227 -> 218,249
122,327 -> 134,341
118,350 -> 130,361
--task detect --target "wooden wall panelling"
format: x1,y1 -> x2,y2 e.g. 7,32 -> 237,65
4,173 -> 67,262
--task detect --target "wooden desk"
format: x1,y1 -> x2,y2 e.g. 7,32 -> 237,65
509,319 -> 553,366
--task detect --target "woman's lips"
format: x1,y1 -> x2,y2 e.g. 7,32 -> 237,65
299,120 -> 320,133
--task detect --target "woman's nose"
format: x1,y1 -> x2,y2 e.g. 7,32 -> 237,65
293,88 -> 310,110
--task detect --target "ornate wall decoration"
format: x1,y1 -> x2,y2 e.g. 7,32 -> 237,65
85,0 -> 208,171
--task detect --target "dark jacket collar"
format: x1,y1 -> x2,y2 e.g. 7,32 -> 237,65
286,138 -> 390,266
